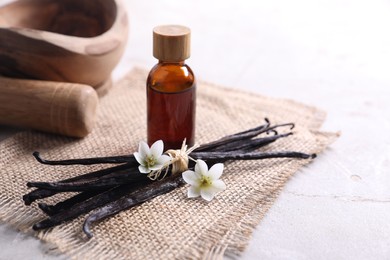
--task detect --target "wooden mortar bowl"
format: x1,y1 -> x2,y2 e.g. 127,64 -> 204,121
0,0 -> 128,91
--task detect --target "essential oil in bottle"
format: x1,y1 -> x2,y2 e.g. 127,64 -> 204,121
147,25 -> 196,149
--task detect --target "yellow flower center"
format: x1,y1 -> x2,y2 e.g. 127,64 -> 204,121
145,156 -> 156,168
200,175 -> 212,187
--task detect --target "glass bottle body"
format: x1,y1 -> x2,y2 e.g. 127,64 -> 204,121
147,61 -> 196,149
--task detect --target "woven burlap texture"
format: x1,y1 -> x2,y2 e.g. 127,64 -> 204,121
0,68 -> 336,259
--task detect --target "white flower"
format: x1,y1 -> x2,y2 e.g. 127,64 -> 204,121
134,140 -> 171,174
182,160 -> 226,201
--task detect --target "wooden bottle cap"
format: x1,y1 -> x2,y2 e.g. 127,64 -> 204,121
153,25 -> 191,62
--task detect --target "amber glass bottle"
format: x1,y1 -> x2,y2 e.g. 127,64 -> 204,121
147,25 -> 196,149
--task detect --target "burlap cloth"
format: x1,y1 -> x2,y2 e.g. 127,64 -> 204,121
0,68 -> 337,259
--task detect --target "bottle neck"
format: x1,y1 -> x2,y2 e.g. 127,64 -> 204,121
158,60 -> 185,65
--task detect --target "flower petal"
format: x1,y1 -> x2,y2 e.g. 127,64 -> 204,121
206,163 -> 224,180
138,165 -> 151,174
150,140 -> 164,158
200,188 -> 215,201
139,141 -> 150,158
200,180 -> 226,201
157,154 -> 171,165
195,159 -> 208,175
182,170 -> 200,186
188,185 -> 201,198
133,152 -> 144,166
149,164 -> 163,171
211,179 -> 226,192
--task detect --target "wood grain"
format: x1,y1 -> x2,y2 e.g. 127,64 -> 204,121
153,25 -> 191,62
0,77 -> 99,137
0,0 -> 128,89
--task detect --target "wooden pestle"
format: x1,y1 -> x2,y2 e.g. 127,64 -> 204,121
0,77 -> 99,138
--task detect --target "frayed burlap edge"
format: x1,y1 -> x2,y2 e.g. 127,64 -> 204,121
181,131 -> 339,260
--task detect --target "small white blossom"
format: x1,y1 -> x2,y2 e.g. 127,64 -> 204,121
134,140 -> 171,174
182,160 -> 226,201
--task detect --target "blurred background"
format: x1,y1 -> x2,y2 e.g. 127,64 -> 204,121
1,0 -> 390,259
122,0 -> 390,100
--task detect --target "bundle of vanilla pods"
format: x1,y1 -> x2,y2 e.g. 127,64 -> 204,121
23,119 -> 315,238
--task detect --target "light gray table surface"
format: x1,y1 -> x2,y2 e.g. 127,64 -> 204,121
1,0 -> 390,259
